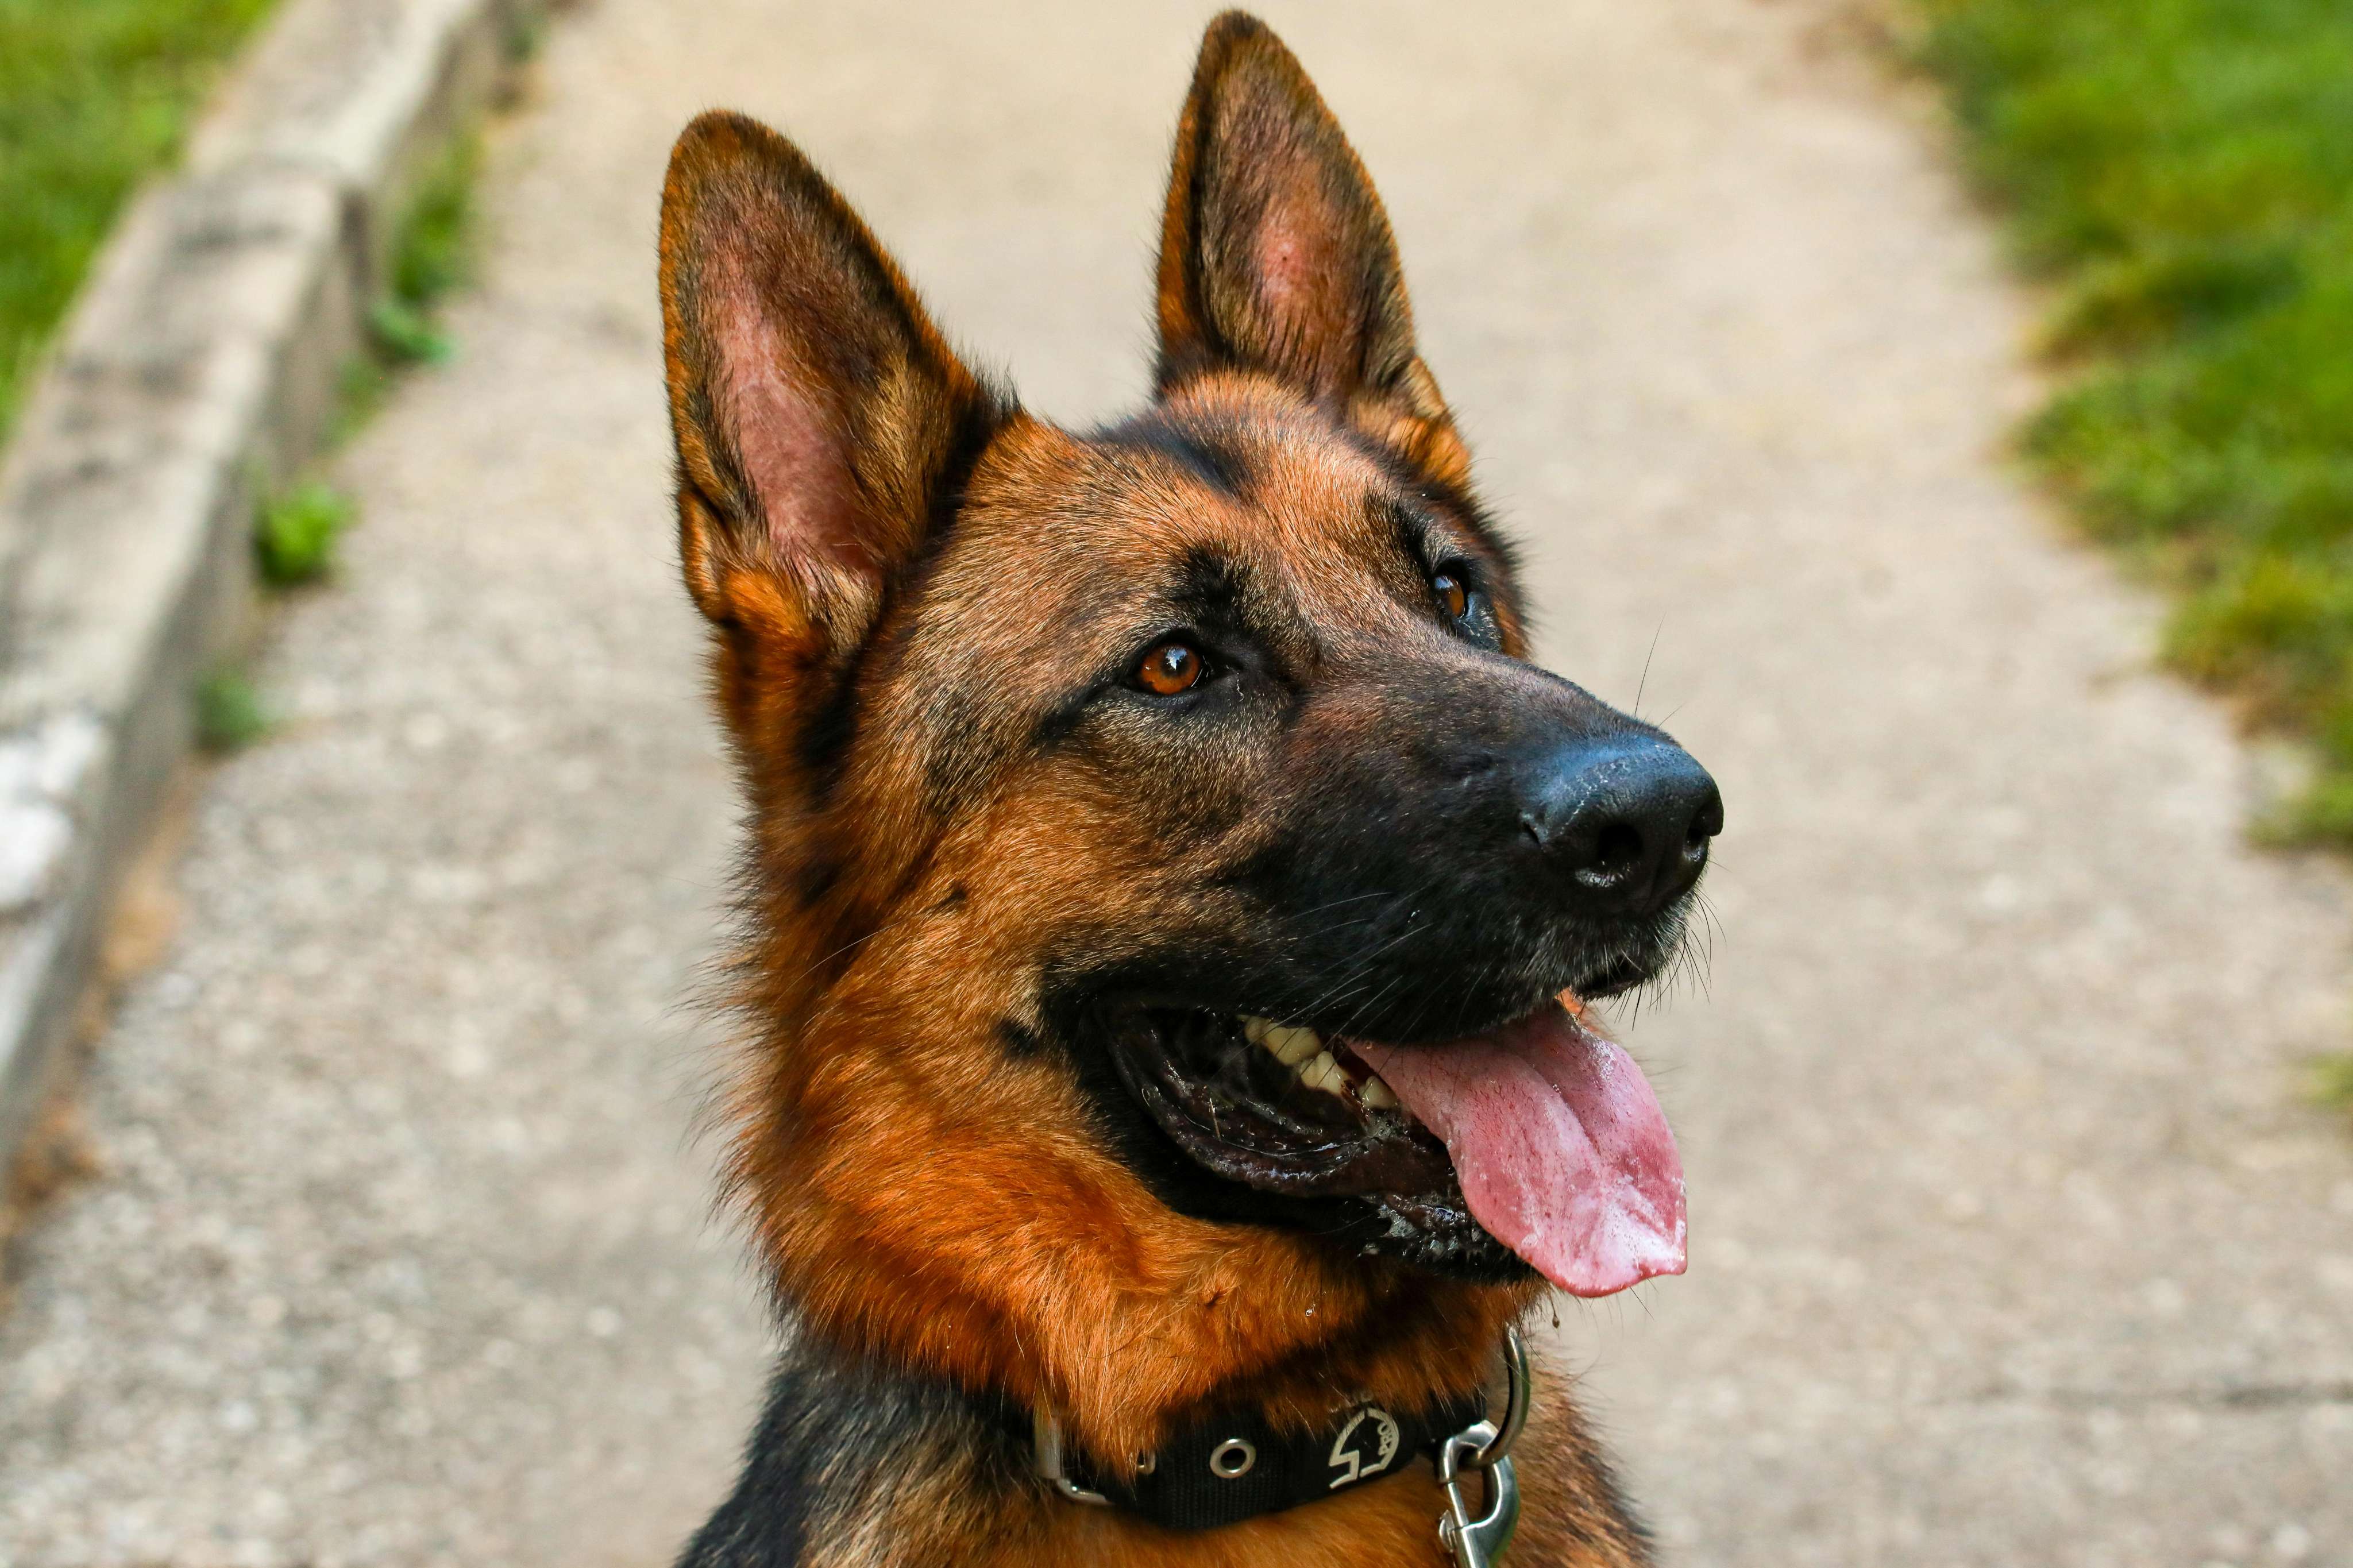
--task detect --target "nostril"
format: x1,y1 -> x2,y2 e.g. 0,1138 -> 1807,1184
1589,821 -> 1644,880
1684,790 -> 1725,855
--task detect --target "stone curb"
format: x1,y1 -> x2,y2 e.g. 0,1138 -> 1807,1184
0,0 -> 545,1175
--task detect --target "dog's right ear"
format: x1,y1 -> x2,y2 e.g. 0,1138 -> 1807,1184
658,112 -> 1000,651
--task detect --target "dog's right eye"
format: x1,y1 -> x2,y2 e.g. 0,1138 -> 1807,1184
1135,641 -> 1205,696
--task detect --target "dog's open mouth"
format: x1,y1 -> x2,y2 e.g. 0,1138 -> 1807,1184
1107,995 -> 1685,1296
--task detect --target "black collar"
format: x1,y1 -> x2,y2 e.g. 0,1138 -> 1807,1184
1033,1387 -> 1492,1532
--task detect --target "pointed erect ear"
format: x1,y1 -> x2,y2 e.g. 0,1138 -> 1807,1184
1153,13 -> 1467,485
658,111 -> 1003,646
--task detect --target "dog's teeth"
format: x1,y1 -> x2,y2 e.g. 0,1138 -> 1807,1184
1298,1051 -> 1349,1096
1243,1015 -> 1275,1047
1360,1074 -> 1399,1111
1267,1025 -> 1322,1067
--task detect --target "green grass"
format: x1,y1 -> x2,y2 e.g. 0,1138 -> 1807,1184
393,131 -> 481,310
7,9 -> 492,767
1918,0 -> 2353,840
374,131 -> 480,366
0,0 -> 279,441
255,481 -> 355,585
265,131 -> 480,581
2312,1051 -> 2353,1119
338,130 -> 483,436
193,669 -> 269,752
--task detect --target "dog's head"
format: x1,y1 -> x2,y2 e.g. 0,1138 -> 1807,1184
659,13 -> 1718,1449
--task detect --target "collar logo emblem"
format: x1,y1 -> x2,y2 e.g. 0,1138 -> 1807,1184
1326,1404 -> 1402,1489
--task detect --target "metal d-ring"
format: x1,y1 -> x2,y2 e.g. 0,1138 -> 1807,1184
1469,1323 -> 1530,1470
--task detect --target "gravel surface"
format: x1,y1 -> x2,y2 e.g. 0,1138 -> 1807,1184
3,2 -> 2351,1565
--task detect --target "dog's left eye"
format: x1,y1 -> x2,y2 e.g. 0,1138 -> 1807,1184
1135,640 -> 1205,696
1432,569 -> 1471,621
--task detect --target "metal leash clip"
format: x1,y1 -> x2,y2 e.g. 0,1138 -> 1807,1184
1436,1324 -> 1529,1568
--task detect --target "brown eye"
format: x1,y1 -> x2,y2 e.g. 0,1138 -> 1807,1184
1137,641 -> 1203,696
1433,570 -> 1470,620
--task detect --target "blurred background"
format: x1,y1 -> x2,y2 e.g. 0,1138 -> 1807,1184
1,1 -> 2348,1564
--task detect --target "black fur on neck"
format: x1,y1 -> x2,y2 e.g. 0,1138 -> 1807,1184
677,1325 -> 1032,1567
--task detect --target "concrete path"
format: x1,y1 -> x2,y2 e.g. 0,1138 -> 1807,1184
5,3 -> 2351,1565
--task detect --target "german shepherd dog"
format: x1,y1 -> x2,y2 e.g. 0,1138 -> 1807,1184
657,13 -> 1719,1565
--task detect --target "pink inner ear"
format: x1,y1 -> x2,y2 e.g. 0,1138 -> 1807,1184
1253,197 -> 1325,314
1251,185 -> 1353,388
712,289 -> 867,579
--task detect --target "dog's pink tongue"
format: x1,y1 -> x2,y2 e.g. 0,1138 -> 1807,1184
1352,1006 -> 1685,1297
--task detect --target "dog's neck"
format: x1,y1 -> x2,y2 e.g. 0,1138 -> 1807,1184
677,1317 -> 1654,1567
714,816 -> 1625,1562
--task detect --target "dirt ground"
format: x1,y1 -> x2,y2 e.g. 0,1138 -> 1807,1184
2,3 -> 2348,1565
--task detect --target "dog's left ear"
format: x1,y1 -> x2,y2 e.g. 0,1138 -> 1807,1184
1153,12 -> 1467,486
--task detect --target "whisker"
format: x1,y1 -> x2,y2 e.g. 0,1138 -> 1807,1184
1633,619 -> 1662,719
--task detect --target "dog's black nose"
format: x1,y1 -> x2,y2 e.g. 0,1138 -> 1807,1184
1520,737 -> 1722,914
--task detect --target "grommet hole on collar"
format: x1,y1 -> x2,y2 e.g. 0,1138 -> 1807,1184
1209,1437 -> 1257,1478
